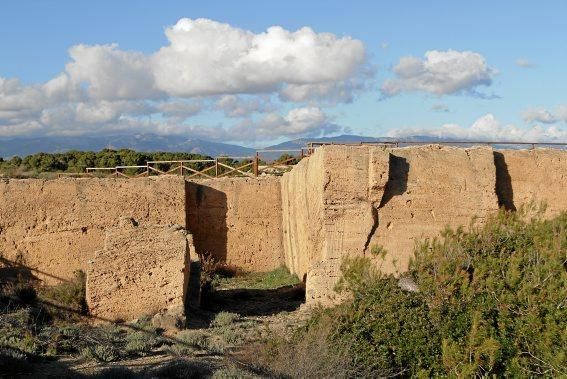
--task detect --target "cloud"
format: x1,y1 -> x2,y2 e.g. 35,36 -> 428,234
515,58 -> 536,68
0,18 -> 366,140
278,66 -> 373,105
521,105 -> 567,125
387,113 -> 567,142
521,107 -> 557,124
215,95 -> 275,118
66,44 -> 159,100
230,106 -> 343,141
152,19 -> 366,98
381,50 -> 495,97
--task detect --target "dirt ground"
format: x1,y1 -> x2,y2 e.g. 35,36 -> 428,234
7,274 -> 309,378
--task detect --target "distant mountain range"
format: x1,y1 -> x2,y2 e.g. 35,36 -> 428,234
0,134 -> 256,158
0,133 -> 454,158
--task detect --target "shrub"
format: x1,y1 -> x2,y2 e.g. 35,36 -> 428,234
124,331 -> 157,356
175,330 -> 209,350
218,327 -> 242,345
257,209 -> 567,377
410,208 -> 567,376
39,270 -> 87,314
211,312 -> 239,328
331,258 -> 441,376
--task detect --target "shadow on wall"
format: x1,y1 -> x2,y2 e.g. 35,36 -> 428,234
0,257 -> 71,285
185,181 -> 228,263
379,154 -> 410,208
494,152 -> 516,211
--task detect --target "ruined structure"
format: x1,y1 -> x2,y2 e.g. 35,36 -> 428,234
0,145 -> 565,319
86,218 -> 194,322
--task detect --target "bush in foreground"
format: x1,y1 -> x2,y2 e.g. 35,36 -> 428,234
259,209 -> 567,377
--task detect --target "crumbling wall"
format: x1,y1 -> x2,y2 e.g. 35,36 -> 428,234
86,219 -> 193,321
282,145 -> 500,305
281,146 -> 390,304
495,149 -> 567,216
186,177 -> 284,271
370,145 -> 499,274
0,177 -> 186,283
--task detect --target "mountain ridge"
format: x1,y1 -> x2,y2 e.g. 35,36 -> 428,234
0,133 -> 453,158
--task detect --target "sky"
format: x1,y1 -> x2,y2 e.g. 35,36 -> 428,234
1,0 -> 567,147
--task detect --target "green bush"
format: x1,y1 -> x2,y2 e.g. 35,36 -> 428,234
332,258 -> 441,376
259,209 -> 567,377
411,208 -> 567,376
175,330 -> 209,350
124,331 -> 158,356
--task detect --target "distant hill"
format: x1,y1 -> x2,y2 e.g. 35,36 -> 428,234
264,134 -> 390,150
0,133 -> 495,159
0,134 -> 256,158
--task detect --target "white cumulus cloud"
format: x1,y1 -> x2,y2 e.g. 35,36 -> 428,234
231,106 -> 343,141
522,105 -> 567,124
152,19 -> 366,98
215,95 -> 275,118
0,18 -> 366,140
387,113 -> 567,142
381,50 -> 495,97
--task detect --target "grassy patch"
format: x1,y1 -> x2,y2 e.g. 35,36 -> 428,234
210,312 -> 239,328
214,266 -> 300,290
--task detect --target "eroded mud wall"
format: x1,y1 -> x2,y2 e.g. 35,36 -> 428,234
495,149 -> 567,216
283,145 -> 567,305
281,146 -> 390,281
369,145 -> 499,274
186,177 -> 284,271
282,145 -> 501,304
0,177 -> 186,283
86,219 -> 193,322
281,146 -> 391,304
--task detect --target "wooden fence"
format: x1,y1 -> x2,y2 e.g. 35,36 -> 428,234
60,140 -> 566,179
81,149 -> 306,179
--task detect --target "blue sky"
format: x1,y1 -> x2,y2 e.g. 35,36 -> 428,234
1,0 -> 566,146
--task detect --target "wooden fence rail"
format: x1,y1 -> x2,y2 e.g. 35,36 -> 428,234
78,140 -> 567,179
84,150 -> 304,179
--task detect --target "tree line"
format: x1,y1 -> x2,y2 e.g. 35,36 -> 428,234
0,149 -> 210,174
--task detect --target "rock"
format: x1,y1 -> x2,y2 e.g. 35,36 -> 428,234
398,277 -> 419,293
151,306 -> 186,330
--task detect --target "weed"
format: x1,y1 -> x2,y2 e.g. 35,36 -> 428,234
211,312 -> 239,328
124,331 -> 157,356
39,270 -> 87,314
218,327 -> 242,345
175,329 -> 208,349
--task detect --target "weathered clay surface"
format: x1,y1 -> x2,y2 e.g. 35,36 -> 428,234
282,145 -> 390,304
284,145 -> 501,305
186,177 -> 284,271
86,219 -> 193,322
495,149 -> 567,217
0,177 -> 186,284
370,145 -> 499,274
1,145 -> 566,311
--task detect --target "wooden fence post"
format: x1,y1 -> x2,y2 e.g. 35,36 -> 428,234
254,152 -> 259,177
215,159 -> 219,177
